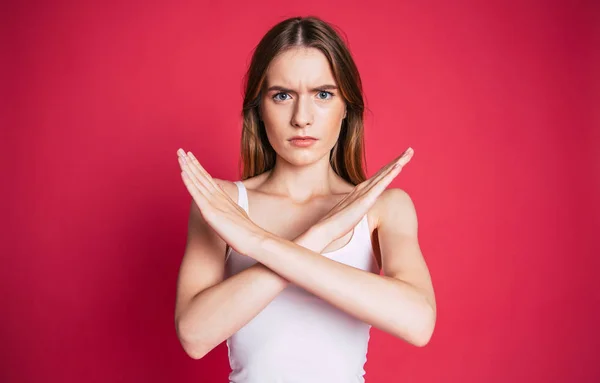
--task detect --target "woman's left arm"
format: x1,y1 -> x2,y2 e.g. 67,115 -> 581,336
250,188 -> 436,347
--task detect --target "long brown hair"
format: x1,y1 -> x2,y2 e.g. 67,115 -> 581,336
240,16 -> 367,185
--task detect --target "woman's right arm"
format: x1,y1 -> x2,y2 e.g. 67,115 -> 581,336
174,182 -> 326,360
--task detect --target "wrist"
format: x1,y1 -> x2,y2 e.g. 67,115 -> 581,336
294,224 -> 332,253
245,229 -> 273,260
250,262 -> 290,287
244,233 -> 291,286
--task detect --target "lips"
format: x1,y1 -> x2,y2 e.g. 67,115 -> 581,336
289,136 -> 318,147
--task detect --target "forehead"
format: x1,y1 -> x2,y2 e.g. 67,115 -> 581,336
265,47 -> 336,87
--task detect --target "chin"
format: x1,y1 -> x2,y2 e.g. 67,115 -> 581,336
279,150 -> 329,167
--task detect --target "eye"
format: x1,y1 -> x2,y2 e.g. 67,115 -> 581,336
273,92 -> 290,102
317,91 -> 334,100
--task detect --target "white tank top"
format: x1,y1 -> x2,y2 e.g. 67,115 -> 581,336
224,181 -> 381,383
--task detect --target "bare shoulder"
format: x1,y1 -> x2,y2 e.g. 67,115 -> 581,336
376,188 -> 415,208
210,172 -> 270,206
371,188 -> 418,233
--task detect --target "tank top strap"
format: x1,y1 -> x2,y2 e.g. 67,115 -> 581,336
233,181 -> 249,213
226,181 -> 249,262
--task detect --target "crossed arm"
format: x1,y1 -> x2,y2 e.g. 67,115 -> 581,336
175,186 -> 436,359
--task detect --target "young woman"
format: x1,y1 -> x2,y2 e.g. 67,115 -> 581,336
174,16 -> 436,383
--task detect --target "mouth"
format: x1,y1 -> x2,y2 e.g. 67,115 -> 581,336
288,136 -> 318,147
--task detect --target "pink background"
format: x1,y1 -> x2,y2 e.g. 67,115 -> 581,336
3,1 -> 599,382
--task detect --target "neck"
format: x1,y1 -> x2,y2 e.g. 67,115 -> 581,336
260,155 -> 343,203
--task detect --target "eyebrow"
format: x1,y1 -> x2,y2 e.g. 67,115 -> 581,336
266,84 -> 338,93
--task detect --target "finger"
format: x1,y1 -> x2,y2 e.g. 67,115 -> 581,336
374,160 -> 404,191
359,169 -> 398,204
378,148 -> 413,183
186,151 -> 222,193
370,147 -> 412,180
370,147 -> 413,185
364,148 -> 413,196
181,170 -> 210,208
212,179 -> 235,201
187,152 -> 234,202
177,150 -> 213,194
180,151 -> 211,189
388,147 -> 413,171
393,147 -> 414,169
178,155 -> 211,196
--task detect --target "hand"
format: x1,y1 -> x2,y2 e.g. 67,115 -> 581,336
176,148 -> 265,256
311,147 -> 414,250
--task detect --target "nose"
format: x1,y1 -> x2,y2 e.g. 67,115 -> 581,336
291,96 -> 313,129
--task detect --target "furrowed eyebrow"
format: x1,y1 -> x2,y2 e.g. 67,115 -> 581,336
266,84 -> 338,93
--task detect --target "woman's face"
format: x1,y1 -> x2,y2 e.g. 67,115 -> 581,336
260,47 -> 347,167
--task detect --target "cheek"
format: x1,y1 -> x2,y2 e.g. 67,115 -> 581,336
261,116 -> 289,153
320,107 -> 345,136
262,118 -> 284,144
320,100 -> 346,122
261,103 -> 286,129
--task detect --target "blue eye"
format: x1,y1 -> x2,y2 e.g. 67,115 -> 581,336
272,91 -> 334,102
273,93 -> 290,102
317,91 -> 333,100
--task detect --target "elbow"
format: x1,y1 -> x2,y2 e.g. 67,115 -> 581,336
397,305 -> 436,348
181,335 -> 211,360
175,318 -> 214,360
413,305 -> 436,347
182,341 -> 210,360
410,327 -> 434,347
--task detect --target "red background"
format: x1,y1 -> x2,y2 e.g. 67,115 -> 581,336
3,1 -> 599,382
